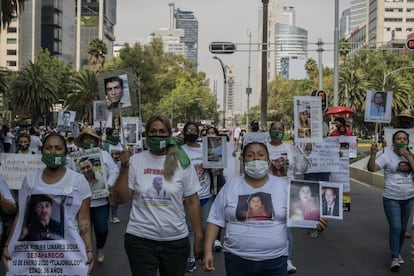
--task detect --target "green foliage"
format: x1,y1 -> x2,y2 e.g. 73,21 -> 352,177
88,38 -> 107,73
104,38 -> 218,124
8,61 -> 58,126
65,69 -> 99,124
0,0 -> 24,30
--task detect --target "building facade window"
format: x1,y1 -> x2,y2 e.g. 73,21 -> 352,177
6,50 -> 17,56
7,27 -> 17,33
6,61 -> 17,67
6,38 -> 16,44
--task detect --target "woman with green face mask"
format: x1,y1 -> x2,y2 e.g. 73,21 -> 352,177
111,114 -> 203,276
266,121 -> 302,273
74,127 -> 120,264
2,133 -> 94,275
368,130 -> 414,272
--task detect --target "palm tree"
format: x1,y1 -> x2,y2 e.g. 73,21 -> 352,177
8,61 -> 58,126
305,58 -> 318,79
87,38 -> 107,73
65,69 -> 99,124
1,0 -> 24,30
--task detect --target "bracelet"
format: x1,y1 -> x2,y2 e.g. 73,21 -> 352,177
87,250 -> 93,253
121,162 -> 129,168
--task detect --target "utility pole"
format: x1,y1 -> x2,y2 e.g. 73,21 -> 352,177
333,0 -> 339,106
261,0 -> 269,129
246,31 -> 252,129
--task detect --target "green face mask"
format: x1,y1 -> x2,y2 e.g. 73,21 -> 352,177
82,142 -> 97,149
270,130 -> 284,140
146,136 -> 170,153
41,153 -> 66,169
394,143 -> 408,151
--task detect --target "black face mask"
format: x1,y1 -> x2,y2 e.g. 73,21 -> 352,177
185,133 -> 199,143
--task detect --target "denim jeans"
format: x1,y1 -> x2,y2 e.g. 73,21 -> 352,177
383,197 -> 414,259
287,228 -> 293,261
90,204 -> 109,249
186,197 -> 213,260
111,204 -> 119,217
224,252 -> 288,276
124,233 -> 190,276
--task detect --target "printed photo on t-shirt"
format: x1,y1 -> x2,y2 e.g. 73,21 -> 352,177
19,194 -> 68,241
235,192 -> 274,221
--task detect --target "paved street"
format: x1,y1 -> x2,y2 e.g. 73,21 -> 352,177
92,179 -> 414,276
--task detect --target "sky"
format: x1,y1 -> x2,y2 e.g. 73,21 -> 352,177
115,0 -> 351,109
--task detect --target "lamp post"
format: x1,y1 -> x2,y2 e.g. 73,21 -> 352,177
246,31 -> 252,129
213,56 -> 227,128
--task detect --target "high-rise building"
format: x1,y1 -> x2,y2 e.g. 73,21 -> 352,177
174,8 -> 198,65
340,8 -> 351,38
368,0 -> 414,48
0,1 -> 76,70
350,0 -> 367,32
77,0 -> 117,68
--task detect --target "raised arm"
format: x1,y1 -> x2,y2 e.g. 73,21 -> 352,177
111,150 -> 133,204
367,142 -> 380,172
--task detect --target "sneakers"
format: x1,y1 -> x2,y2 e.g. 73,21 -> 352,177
398,255 -> 404,264
390,258 -> 400,272
97,249 -> 105,263
214,240 -> 222,252
185,260 -> 196,273
287,260 -> 297,274
110,217 -> 120,224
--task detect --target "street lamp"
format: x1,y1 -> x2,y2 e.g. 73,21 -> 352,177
213,56 -> 228,128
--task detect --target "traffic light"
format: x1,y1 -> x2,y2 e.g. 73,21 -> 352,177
209,42 -> 236,54
406,39 -> 414,50
317,90 -> 328,112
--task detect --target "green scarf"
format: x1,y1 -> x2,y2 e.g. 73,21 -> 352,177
167,137 -> 190,169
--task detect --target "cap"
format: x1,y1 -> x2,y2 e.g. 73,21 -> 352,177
75,127 -> 100,147
30,194 -> 53,207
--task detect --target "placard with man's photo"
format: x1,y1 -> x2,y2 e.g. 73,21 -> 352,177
103,74 -> 132,109
364,90 -> 393,123
70,148 -> 109,199
320,182 -> 343,220
57,110 -> 76,132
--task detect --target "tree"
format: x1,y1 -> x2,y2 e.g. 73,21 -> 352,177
65,69 -> 99,125
0,0 -> 24,30
8,61 -> 58,127
305,58 -> 318,79
87,38 -> 107,73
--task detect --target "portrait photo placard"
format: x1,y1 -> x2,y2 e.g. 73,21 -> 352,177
364,90 -> 393,123
70,148 -> 109,199
202,136 -> 227,169
320,182 -> 343,220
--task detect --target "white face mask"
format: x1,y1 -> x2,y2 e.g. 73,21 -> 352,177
244,160 -> 269,179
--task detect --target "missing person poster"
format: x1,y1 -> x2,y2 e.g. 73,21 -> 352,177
6,177 -> 89,275
70,148 -> 109,200
364,90 -> 393,123
294,96 -> 323,143
320,182 -> 343,220
202,136 -> 227,169
287,180 -> 320,228
103,74 -> 132,109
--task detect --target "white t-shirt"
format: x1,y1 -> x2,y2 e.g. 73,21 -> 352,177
182,144 -> 211,200
375,148 -> 414,200
6,169 -> 91,275
267,142 -> 300,178
208,175 -> 288,261
30,135 -> 43,154
126,150 -> 200,241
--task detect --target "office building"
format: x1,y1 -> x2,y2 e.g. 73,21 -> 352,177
174,8 -> 198,65
340,8 -> 351,38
